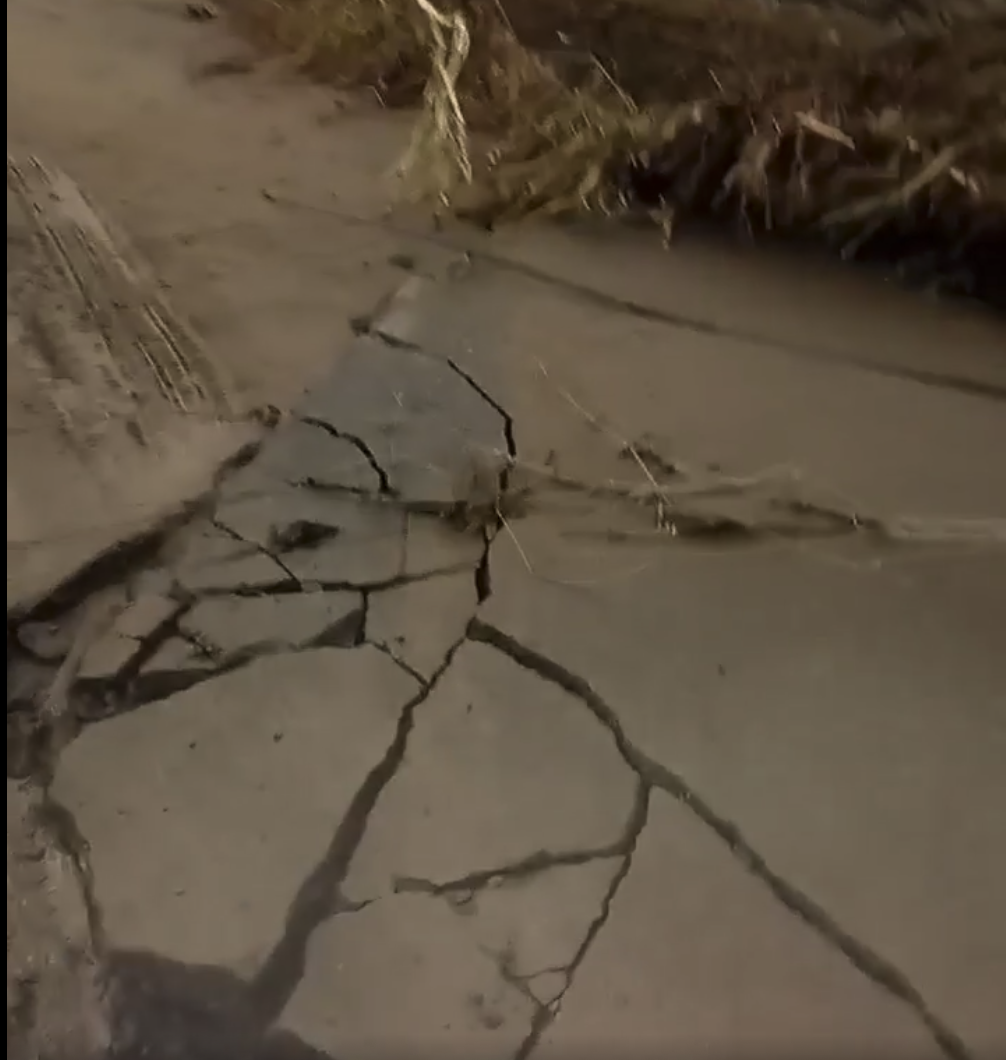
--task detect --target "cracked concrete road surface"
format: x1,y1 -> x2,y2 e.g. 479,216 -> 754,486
7,2 -> 1006,1060
10,259 -> 1006,1060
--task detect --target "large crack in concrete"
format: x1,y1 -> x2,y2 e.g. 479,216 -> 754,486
211,516 -> 302,588
391,778 -> 653,1058
514,783 -> 650,1060
7,295 -> 513,1056
298,314 -> 985,1058
12,562 -> 492,750
354,320 -> 1005,560
10,548 -> 471,1059
8,435 -> 266,627
465,618 -> 974,1060
298,416 -> 394,495
245,636 -> 468,1026
190,565 -> 474,598
9,280 -> 997,1059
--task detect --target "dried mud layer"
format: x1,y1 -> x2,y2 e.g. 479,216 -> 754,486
6,152 -> 256,612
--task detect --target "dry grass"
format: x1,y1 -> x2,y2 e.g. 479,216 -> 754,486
220,0 -> 1006,306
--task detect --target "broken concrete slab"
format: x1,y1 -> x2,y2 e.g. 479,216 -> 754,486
180,590 -> 360,655
277,893 -> 537,1059
535,794 -> 944,1059
76,631 -> 144,685
77,592 -> 180,681
296,335 -> 509,506
53,646 -> 418,967
215,486 -> 406,588
137,634 -> 217,677
367,268 -> 728,503
371,267 -> 1006,519
425,858 -> 623,1008
171,524 -> 292,594
344,642 -> 637,900
280,858 -> 633,1053
366,572 -> 478,678
478,519 -> 1006,1058
239,416 -> 379,494
10,124 -> 1006,1060
110,592 -> 180,639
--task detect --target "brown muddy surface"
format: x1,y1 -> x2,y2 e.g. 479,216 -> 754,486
6,156 -> 254,612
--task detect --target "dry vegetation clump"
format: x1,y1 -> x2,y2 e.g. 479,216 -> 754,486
220,0 -> 1006,308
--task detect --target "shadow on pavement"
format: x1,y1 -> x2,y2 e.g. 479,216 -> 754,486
107,950 -> 338,1060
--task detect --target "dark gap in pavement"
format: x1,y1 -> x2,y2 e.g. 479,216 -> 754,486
245,636 -> 467,1025
298,416 -> 395,496
466,618 -> 974,1060
10,437 -> 265,628
514,781 -> 651,1060
106,948 -> 341,1060
474,529 -> 493,603
212,517 -> 303,586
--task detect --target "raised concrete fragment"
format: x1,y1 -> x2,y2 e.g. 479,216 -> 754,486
368,272 -> 512,448
139,635 -> 217,675
242,416 -> 379,494
171,525 -> 290,594
537,795 -> 943,1059
368,270 -> 683,493
53,646 -> 418,967
374,268 -> 1006,516
481,519 -> 1006,1057
78,592 -> 179,680
367,572 -> 478,678
345,642 -> 637,897
297,335 -> 508,506
216,486 -> 405,587
181,590 -> 360,655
